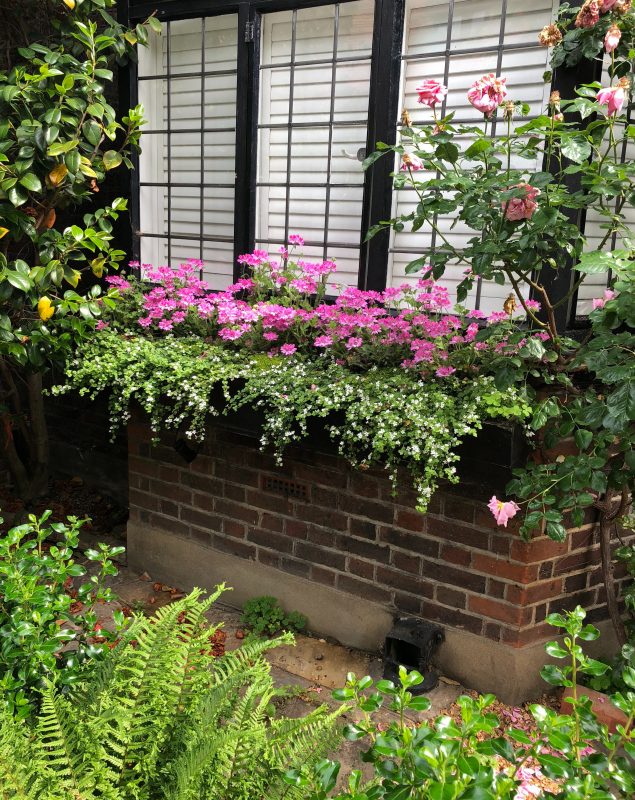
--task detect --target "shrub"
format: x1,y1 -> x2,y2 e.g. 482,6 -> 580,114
288,607 -> 635,799
0,588 -> 342,799
0,510 -> 124,719
241,595 -> 308,637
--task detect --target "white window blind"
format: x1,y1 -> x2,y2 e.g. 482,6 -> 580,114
137,15 -> 238,289
256,1 -> 374,287
387,0 -> 558,313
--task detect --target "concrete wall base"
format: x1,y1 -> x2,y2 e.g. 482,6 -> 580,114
127,522 -> 620,705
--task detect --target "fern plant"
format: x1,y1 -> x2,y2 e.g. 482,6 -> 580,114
0,588 -> 342,800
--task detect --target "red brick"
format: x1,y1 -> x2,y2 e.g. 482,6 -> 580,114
311,566 -> 336,586
376,567 -> 434,598
468,596 -> 533,627
391,550 -> 422,575
554,549 -> 598,575
436,586 -> 466,609
248,527 -> 294,553
223,520 -> 246,538
225,483 -> 246,503
159,464 -> 179,482
212,534 -> 256,560
394,592 -> 422,614
295,542 -> 346,570
510,537 -> 569,563
342,537 -> 390,563
337,574 -> 391,604
419,601 -> 483,635
150,479 -> 192,505
129,488 -> 158,511
191,492 -> 215,513
246,489 -> 292,515
380,527 -> 439,558
488,579 -> 506,599
149,514 -> 190,538
440,544 -> 471,567
294,503 -> 348,531
348,473 -> 380,498
427,518 -> 490,550
285,519 -> 308,539
472,553 -> 538,584
307,526 -> 337,548
349,518 -> 378,540
160,499 -> 179,518
180,507 -> 222,532
340,495 -> 394,524
564,572 -> 588,592
190,455 -> 214,475
570,527 -> 597,551
257,550 -> 280,569
548,590 -> 597,615
505,578 -> 563,606
443,497 -> 475,524
484,622 -> 502,641
214,499 -> 259,526
395,509 -> 425,532
348,557 -> 375,580
421,560 -> 487,593
279,557 -> 311,579
502,622 -> 551,648
181,471 -> 222,495
129,455 -> 159,478
261,513 -> 283,533
312,486 -> 339,508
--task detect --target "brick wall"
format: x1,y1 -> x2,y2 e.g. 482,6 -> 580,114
128,418 -> 631,650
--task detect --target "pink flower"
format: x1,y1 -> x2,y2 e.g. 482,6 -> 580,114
288,234 -> 305,246
415,79 -> 448,108
435,366 -> 456,377
400,154 -> 424,171
95,320 -> 109,331
314,335 -> 333,348
525,299 -> 541,312
605,23 -> 621,52
345,336 -> 363,350
280,343 -> 297,356
218,327 -> 244,341
597,84 -> 627,116
576,1 -> 600,28
488,496 -> 520,527
503,183 -> 541,221
263,331 -> 278,341
591,289 -> 617,309
601,0 -> 618,11
158,318 -> 173,331
467,74 -> 508,117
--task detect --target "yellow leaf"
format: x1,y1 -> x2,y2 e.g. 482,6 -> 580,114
0,227 -> 8,240
37,296 -> 55,322
90,257 -> 106,278
63,0 -> 76,9
48,163 -> 68,187
64,269 -> 81,288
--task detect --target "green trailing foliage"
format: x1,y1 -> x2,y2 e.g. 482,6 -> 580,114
0,588 -> 342,800
241,596 -> 308,637
55,331 -> 531,512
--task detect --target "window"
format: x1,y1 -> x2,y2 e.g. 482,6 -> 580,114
127,0 -> 597,323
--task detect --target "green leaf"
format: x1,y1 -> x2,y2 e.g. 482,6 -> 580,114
102,150 -> 123,171
560,136 -> 592,164
82,120 -> 102,146
18,173 -> 42,193
6,272 -> 32,292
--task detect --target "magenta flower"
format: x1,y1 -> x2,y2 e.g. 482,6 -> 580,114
602,0 -> 619,9
400,154 -> 424,171
280,343 -> 297,356
314,335 -> 333,348
263,331 -> 278,341
95,320 -> 109,331
288,234 -> 305,246
525,299 -> 541,312
597,83 -> 627,116
605,24 -> 621,53
435,366 -> 456,377
345,336 -> 363,350
503,183 -> 541,221
467,73 -> 508,117
592,289 -> 617,309
488,496 -> 520,527
415,79 -> 448,108
158,318 -> 173,331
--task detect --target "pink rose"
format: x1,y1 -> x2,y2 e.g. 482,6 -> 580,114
597,84 -> 627,116
575,1 -> 600,28
503,183 -> 541,221
488,496 -> 520,527
415,79 -> 448,108
400,154 -> 424,171
591,289 -> 617,309
467,73 -> 508,117
602,0 -> 618,10
604,24 -> 621,53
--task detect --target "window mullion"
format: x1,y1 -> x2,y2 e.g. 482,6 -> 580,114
233,3 -> 260,277
359,0 -> 405,291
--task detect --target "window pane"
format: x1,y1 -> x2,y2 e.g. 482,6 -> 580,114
257,1 -> 374,284
136,14 -> 238,279
387,0 -> 558,313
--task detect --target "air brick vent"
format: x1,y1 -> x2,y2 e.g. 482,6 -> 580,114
263,476 -> 308,500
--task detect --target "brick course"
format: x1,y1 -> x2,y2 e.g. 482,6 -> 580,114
128,420 -> 633,648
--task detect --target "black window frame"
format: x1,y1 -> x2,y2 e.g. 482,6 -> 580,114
121,0 -> 593,327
